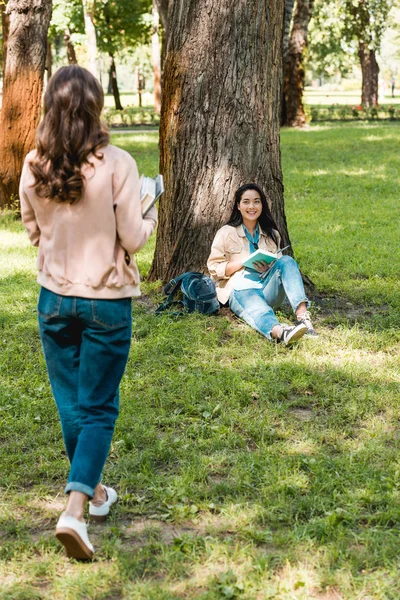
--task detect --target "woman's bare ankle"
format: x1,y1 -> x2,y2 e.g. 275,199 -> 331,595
271,325 -> 283,339
64,491 -> 88,521
91,484 -> 107,506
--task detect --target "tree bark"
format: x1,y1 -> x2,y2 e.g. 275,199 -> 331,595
149,0 -> 288,282
64,29 -> 78,64
82,0 -> 97,77
0,0 -> 52,208
358,42 -> 379,108
283,0 -> 314,127
109,53 -> 123,110
1,1 -> 10,81
281,0 -> 296,126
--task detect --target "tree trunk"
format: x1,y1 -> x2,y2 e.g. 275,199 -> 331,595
45,40 -> 52,80
1,1 -> 10,82
281,0 -> 296,126
107,66 -> 112,94
152,1 -> 162,115
82,0 -> 97,77
109,53 -> 123,110
283,0 -> 314,127
358,42 -> 379,108
149,0 -> 288,282
64,29 -> 78,64
0,0 -> 52,208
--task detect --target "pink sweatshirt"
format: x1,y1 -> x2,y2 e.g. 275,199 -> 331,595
20,144 -> 157,299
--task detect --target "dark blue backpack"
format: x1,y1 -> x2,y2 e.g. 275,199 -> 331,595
156,272 -> 219,315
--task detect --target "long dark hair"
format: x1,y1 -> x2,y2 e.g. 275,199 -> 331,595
29,65 -> 110,204
226,183 -> 280,245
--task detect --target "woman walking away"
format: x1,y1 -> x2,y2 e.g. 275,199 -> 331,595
207,183 -> 317,345
20,65 -> 157,559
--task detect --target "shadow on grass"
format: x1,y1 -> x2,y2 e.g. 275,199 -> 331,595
1,266 -> 399,596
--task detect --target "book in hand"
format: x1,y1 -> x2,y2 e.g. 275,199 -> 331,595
242,245 -> 291,270
141,174 -> 164,216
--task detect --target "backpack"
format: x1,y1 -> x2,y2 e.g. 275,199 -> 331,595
156,272 -> 220,315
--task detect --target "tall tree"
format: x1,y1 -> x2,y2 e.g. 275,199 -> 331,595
152,0 -> 161,115
63,29 -> 78,63
49,0 -> 84,65
0,0 -> 52,208
307,0 -> 355,80
282,0 -> 314,127
150,0 -> 288,281
1,0 -> 10,80
343,0 -> 393,107
82,0 -> 97,76
281,0 -> 296,125
95,0 -> 151,110
154,0 -> 168,70
45,40 -> 52,79
308,0 -> 394,107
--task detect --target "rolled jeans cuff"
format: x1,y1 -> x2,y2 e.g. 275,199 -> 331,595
65,481 -> 95,499
295,298 -> 311,311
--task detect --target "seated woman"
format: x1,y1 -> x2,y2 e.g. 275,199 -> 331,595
207,183 -> 317,345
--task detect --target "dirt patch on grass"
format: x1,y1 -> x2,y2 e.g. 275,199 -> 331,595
311,292 -> 388,322
289,408 -> 314,421
313,589 -> 343,600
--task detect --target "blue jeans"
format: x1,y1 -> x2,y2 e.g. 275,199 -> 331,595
37,287 -> 132,498
229,256 -> 308,340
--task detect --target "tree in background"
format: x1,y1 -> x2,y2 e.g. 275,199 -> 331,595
282,0 -> 315,127
152,0 -> 161,114
307,0 -> 355,82
150,0 -> 288,281
49,0 -> 84,65
95,0 -> 151,110
1,0 -> 10,81
154,0 -> 168,70
343,0 -> 393,107
0,0 -> 52,208
308,0 -> 394,107
281,0 -> 296,125
82,0 -> 97,76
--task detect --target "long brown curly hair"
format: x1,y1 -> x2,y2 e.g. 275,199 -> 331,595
29,65 -> 110,204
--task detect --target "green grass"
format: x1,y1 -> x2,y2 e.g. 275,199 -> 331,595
304,88 -> 400,106
104,91 -> 156,109
1,122 -> 399,599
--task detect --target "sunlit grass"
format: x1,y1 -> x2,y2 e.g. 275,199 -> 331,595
0,122 -> 399,599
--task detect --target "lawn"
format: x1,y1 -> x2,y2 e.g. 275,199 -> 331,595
0,122 -> 399,599
303,88 -> 400,106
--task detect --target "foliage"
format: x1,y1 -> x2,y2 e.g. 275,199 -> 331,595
49,0 -> 85,44
308,102 -> 400,121
308,0 -> 356,78
1,124 -> 399,597
103,105 -> 160,127
49,0 -> 152,66
94,0 -> 152,56
342,0 -> 394,50
308,0 -> 396,79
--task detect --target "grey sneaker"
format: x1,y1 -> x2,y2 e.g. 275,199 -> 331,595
278,322 -> 307,345
295,310 -> 318,337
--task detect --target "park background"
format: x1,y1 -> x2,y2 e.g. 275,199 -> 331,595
1,0 -> 400,599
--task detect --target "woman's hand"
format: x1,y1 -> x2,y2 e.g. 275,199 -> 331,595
225,259 -> 244,277
253,260 -> 270,273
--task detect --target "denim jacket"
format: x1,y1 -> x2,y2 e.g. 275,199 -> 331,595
207,224 -> 281,305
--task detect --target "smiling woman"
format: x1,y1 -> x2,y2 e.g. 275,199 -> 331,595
207,183 -> 318,345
